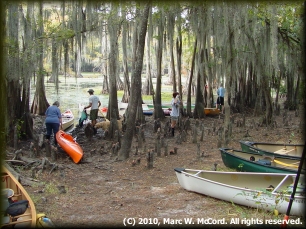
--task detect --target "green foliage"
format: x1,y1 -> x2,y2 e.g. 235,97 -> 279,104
238,163 -> 244,171
16,119 -> 25,139
235,188 -> 290,215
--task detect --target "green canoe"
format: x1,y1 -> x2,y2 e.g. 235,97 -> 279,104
220,148 -> 305,174
239,140 -> 304,160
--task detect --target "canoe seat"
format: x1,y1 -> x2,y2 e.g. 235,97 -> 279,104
274,148 -> 296,155
1,212 -> 32,227
1,198 -> 31,228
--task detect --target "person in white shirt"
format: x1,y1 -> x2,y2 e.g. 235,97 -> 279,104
84,89 -> 101,128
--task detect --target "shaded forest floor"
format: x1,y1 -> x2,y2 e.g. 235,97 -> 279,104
4,104 -> 305,228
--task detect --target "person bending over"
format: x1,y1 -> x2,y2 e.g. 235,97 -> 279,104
45,101 -> 62,145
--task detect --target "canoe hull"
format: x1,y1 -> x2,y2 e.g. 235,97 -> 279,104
56,130 -> 83,163
146,105 -> 220,115
61,109 -> 74,130
142,104 -> 171,116
220,148 -> 304,174
239,140 -> 304,160
174,168 -> 305,216
1,166 -> 37,227
147,104 -> 195,110
142,109 -> 171,116
204,108 -> 220,115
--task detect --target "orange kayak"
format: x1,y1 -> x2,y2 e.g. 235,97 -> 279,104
204,108 -> 220,115
56,130 -> 83,163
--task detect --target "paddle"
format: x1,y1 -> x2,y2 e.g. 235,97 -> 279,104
280,140 -> 306,228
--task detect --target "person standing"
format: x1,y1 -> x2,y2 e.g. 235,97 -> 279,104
45,101 -> 62,145
216,84 -> 225,114
170,92 -> 180,137
84,89 -> 101,128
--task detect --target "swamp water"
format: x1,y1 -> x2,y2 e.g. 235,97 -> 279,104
30,77 -> 118,128
29,75 -> 170,128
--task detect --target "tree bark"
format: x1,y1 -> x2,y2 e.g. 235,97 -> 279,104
142,8 -> 153,96
121,9 -> 131,103
176,11 -> 183,115
118,2 -> 150,160
107,3 -> 121,139
186,38 -> 197,117
31,2 -> 49,115
153,9 -> 165,120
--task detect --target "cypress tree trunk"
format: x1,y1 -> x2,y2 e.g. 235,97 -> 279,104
186,38 -> 197,117
107,3 -> 120,138
153,10 -> 165,119
118,2 -> 150,160
121,9 -> 130,103
31,2 -> 49,115
142,8 -> 154,96
176,9 -> 183,114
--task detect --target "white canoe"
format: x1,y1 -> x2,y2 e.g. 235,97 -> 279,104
174,168 -> 305,216
61,109 -> 74,130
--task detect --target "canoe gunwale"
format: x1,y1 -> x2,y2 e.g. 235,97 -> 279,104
2,166 -> 37,228
174,168 -> 305,216
175,168 -> 299,195
239,140 -> 303,160
61,109 -> 74,130
219,148 -> 304,174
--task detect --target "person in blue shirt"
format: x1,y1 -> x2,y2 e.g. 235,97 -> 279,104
45,101 -> 62,145
216,84 -> 225,114
170,92 -> 180,137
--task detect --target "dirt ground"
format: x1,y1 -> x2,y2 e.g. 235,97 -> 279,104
4,105 -> 305,228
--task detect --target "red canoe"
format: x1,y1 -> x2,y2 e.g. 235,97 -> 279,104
56,130 -> 83,163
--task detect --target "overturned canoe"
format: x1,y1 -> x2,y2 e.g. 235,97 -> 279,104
56,130 -> 83,163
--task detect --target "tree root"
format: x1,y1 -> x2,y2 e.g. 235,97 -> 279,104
5,148 -> 65,186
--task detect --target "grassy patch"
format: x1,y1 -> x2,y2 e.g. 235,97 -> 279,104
45,182 -> 59,194
29,194 -> 41,205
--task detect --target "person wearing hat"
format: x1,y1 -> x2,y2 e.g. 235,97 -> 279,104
84,89 -> 101,130
45,101 -> 62,145
170,92 -> 180,137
